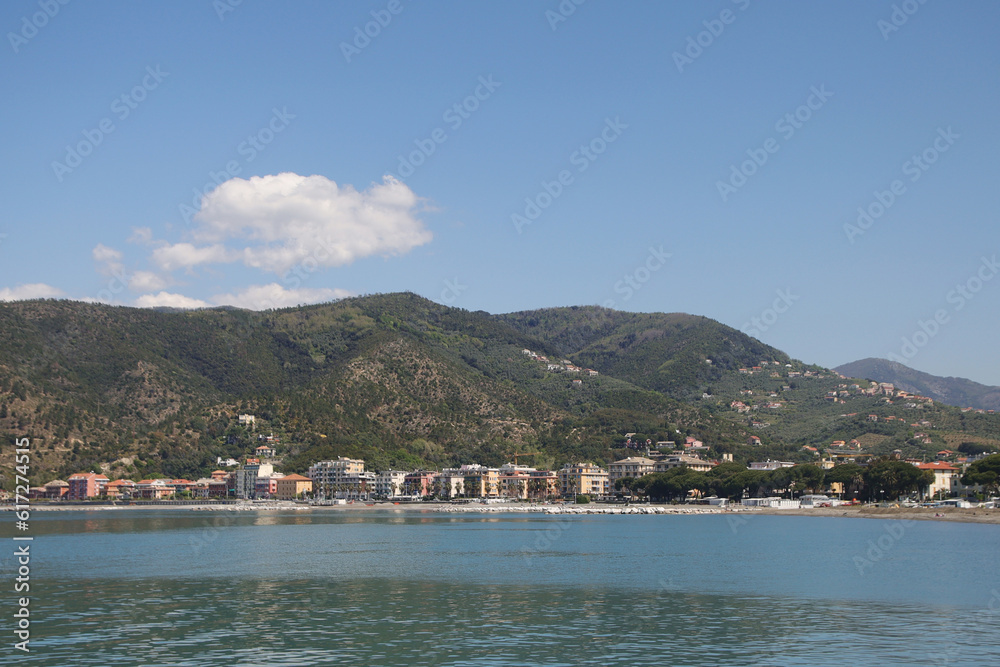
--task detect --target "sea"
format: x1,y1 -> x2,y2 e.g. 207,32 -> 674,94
3,508 -> 999,666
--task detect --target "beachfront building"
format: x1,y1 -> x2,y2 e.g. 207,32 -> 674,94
915,461 -> 959,499
276,474 -> 313,500
608,457 -> 656,484
403,471 -> 438,498
655,455 -> 717,473
307,457 -> 375,500
558,463 -> 609,498
135,479 -> 174,500
255,472 -> 285,498
499,464 -> 535,500
527,470 -> 559,499
44,479 -> 70,499
103,479 -> 135,499
461,465 -> 501,499
235,462 -> 274,499
375,470 -> 409,499
433,470 -> 466,499
67,472 -> 110,500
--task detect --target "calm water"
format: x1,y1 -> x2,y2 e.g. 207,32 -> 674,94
3,509 -> 999,666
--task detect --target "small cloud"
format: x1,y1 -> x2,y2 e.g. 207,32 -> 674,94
128,271 -> 170,293
0,283 -> 65,301
92,244 -> 122,263
134,291 -> 211,309
211,283 -> 351,310
151,243 -> 236,272
92,243 -> 125,277
128,227 -> 154,245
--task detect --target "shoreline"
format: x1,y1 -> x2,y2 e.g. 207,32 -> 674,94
10,501 -> 1000,524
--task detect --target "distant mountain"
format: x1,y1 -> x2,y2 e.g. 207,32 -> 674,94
834,358 -> 1000,411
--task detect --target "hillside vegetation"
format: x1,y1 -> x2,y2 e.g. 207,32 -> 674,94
0,293 -> 996,487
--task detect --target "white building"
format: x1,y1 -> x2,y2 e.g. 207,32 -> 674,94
741,497 -> 801,509
235,462 -> 273,499
608,457 -> 656,484
749,460 -> 795,471
308,458 -> 376,499
375,470 -> 409,498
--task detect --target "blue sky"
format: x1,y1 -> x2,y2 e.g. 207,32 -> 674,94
2,0 -> 999,384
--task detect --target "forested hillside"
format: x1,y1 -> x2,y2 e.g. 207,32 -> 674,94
0,293 -> 996,487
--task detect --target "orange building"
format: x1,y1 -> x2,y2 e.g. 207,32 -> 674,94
67,473 -> 109,500
276,474 -> 313,500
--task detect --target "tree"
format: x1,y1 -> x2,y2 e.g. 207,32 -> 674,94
958,442 -> 999,457
791,464 -> 825,496
864,459 -> 933,501
826,464 -> 866,499
961,454 -> 1000,497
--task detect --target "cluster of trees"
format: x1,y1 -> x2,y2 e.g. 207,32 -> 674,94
615,458 -> 939,503
961,454 -> 1000,496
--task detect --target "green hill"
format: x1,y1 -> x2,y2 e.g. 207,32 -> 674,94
0,293 -> 997,487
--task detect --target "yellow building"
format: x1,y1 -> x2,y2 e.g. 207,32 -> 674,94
558,463 -> 609,498
276,474 -> 313,500
462,466 -> 500,498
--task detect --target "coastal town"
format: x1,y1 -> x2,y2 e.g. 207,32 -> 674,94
23,411 -> 996,509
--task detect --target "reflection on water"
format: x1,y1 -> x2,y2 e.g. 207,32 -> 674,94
25,578 -> 1000,667
7,510 -> 1000,666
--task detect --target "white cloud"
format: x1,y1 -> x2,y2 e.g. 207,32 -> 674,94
93,243 -> 124,277
211,283 -> 351,310
0,283 -> 66,301
186,172 -> 431,274
132,283 -> 350,311
92,244 -> 123,263
128,271 -> 170,292
151,242 -> 236,271
134,291 -> 211,309
128,227 -> 154,245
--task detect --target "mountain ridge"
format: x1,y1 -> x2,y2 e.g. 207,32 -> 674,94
0,294 -> 997,486
834,358 -> 1000,412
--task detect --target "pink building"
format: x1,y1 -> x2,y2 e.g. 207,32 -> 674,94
67,473 -> 110,500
